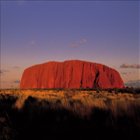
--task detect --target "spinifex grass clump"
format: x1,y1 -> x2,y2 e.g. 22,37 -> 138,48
0,89 -> 140,140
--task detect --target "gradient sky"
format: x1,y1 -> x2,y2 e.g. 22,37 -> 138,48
1,0 -> 140,88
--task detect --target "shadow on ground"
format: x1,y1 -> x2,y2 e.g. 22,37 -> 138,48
0,94 -> 140,140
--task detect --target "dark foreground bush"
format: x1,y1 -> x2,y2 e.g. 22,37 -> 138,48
0,95 -> 140,140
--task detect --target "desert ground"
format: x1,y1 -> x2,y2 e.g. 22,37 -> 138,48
0,88 -> 140,140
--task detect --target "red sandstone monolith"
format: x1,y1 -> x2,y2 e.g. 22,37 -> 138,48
20,60 -> 124,89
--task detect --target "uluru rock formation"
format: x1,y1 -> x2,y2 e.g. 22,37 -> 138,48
20,60 -> 124,89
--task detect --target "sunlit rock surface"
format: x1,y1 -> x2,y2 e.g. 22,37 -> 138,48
20,60 -> 124,89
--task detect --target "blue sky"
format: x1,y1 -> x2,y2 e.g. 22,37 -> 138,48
1,0 -> 139,88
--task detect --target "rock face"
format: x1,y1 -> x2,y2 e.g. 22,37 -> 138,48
20,60 -> 124,89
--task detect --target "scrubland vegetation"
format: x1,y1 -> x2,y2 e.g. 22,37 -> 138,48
0,88 -> 140,140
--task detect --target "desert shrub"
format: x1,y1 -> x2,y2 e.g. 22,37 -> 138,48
114,88 -> 119,94
63,89 -> 78,98
104,98 -> 112,106
87,91 -> 93,95
114,87 -> 140,94
68,99 -> 74,107
55,99 -> 61,105
107,89 -> 112,93
133,88 -> 140,94
0,90 -> 140,140
90,107 -> 113,126
0,95 -> 17,113
96,88 -> 102,93
0,94 -> 17,140
0,116 -> 16,140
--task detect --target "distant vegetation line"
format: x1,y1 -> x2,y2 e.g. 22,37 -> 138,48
1,87 -> 140,94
